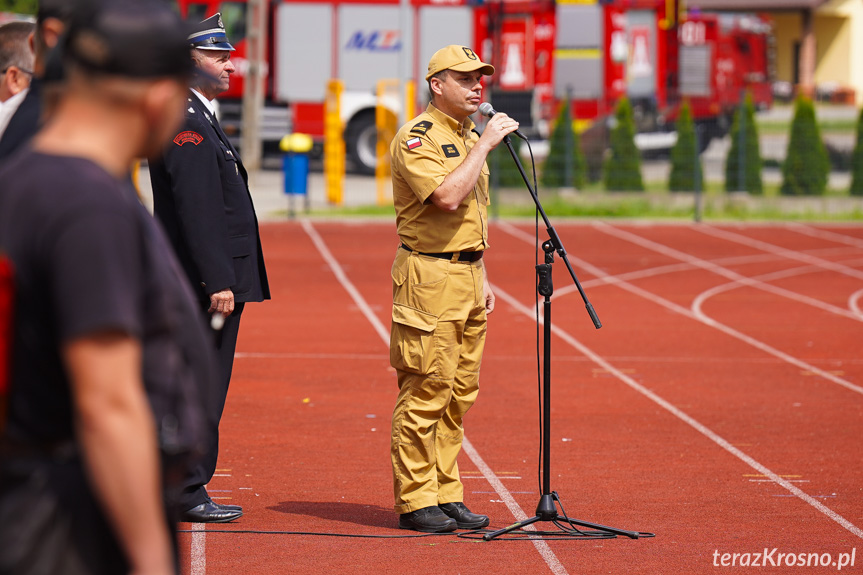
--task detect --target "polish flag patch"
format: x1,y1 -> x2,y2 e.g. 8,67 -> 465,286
406,137 -> 422,150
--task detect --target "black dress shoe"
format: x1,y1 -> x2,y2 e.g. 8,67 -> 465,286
181,501 -> 243,523
439,502 -> 490,529
208,498 -> 242,512
398,506 -> 457,533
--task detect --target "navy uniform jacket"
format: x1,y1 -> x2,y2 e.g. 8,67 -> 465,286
149,92 -> 269,304
0,79 -> 41,162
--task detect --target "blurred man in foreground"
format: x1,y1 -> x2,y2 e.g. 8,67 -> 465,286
0,21 -> 35,138
0,0 -> 75,161
0,1 -> 215,572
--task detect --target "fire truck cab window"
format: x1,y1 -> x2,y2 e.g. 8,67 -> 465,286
219,3 -> 247,45
186,3 -> 208,23
184,3 -> 246,45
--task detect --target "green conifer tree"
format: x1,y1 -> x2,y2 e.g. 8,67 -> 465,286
668,101 -> 703,192
780,95 -> 830,196
848,107 -> 863,196
603,97 -> 644,192
541,100 -> 587,189
488,134 -> 524,188
724,92 -> 763,194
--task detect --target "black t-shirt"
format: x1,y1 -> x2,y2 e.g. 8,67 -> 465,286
0,149 -> 213,453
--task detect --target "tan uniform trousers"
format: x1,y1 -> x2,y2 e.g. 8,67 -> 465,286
389,247 -> 487,514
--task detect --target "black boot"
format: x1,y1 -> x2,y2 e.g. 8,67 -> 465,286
439,502 -> 490,529
398,506 -> 458,533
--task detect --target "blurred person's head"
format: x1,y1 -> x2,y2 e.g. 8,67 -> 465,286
37,0 -> 194,171
0,21 -> 35,101
31,0 -> 80,77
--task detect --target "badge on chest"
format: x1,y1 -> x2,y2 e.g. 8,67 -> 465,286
442,144 -> 460,158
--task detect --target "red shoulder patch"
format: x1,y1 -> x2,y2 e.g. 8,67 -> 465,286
173,131 -> 204,146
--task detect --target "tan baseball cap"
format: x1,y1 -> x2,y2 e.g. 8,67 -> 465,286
425,45 -> 494,81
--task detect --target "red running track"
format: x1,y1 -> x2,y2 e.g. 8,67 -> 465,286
179,220 -> 863,575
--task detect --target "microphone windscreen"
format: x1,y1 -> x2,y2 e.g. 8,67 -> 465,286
478,102 -> 495,118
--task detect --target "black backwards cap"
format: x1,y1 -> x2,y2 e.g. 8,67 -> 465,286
37,0 -> 81,21
62,0 -> 195,79
188,13 -> 235,52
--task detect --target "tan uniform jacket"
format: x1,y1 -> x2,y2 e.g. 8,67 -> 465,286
390,104 -> 490,253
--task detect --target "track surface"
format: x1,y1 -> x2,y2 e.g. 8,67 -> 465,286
180,221 -> 863,574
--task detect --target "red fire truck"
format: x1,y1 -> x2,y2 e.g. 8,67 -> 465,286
177,0 -> 773,173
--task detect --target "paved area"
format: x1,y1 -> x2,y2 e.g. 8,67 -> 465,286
137,162 -> 384,222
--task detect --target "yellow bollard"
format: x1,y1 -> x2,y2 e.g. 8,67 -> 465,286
324,79 -> 345,205
375,79 -> 398,206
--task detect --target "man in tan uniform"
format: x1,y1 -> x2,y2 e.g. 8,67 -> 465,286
389,45 -> 520,533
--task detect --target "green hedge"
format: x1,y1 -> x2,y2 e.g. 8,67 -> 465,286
849,107 -> 863,196
603,97 -> 644,192
668,101 -> 703,192
780,95 -> 829,196
488,134 -> 524,188
541,100 -> 587,189
725,92 -> 763,194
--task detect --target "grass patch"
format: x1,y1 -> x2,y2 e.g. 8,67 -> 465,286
273,187 -> 863,221
756,118 -> 857,135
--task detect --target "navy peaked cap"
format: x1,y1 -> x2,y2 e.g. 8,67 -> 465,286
188,13 -> 235,51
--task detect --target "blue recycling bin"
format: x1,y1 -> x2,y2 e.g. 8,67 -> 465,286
282,152 -> 309,196
280,133 -> 313,216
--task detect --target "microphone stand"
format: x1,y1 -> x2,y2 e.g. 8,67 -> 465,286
482,135 -> 649,541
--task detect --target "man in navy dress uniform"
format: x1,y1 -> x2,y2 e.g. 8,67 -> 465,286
148,13 -> 270,524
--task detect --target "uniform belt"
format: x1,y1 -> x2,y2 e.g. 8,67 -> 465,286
400,243 -> 483,262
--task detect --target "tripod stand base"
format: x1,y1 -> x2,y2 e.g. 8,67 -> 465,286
482,494 -> 647,541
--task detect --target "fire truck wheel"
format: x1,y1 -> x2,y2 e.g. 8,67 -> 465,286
345,112 -> 377,175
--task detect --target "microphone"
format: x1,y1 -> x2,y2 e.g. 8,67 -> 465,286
478,103 -> 527,140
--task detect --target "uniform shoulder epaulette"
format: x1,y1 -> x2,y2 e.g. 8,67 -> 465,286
410,121 -> 432,135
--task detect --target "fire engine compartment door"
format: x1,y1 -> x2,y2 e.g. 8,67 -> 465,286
626,10 -> 657,99
554,3 -> 603,99
339,6 -> 404,93
275,3 -> 333,102
679,44 -> 712,97
417,7 -> 473,95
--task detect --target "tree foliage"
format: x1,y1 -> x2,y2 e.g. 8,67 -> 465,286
541,99 -> 587,189
668,101 -> 703,192
780,95 -> 830,196
0,0 -> 37,14
848,107 -> 863,196
488,134 -> 524,189
724,92 -> 763,194
603,97 -> 644,192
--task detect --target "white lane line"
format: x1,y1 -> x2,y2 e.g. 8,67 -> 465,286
570,222 -> 863,396
191,524 -> 206,575
492,281 -> 863,541
553,245 -> 863,299
462,439 -> 569,575
235,352 -> 387,360
594,222 -> 863,323
301,220 -> 569,574
301,220 -> 390,344
850,288 -> 863,317
692,258 -> 863,322
786,222 -> 863,250
693,224 -> 863,281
